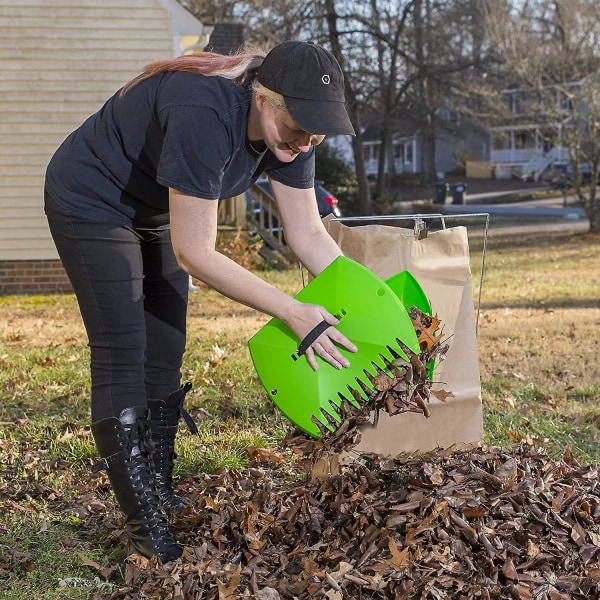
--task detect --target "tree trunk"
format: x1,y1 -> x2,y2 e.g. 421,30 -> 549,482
349,116 -> 373,215
375,127 -> 390,202
419,118 -> 437,186
324,0 -> 372,215
584,188 -> 600,233
415,0 -> 436,186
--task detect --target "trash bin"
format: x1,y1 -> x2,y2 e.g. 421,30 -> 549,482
433,183 -> 448,205
450,183 -> 467,205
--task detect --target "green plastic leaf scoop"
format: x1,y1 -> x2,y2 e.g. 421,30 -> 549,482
248,256 -> 429,438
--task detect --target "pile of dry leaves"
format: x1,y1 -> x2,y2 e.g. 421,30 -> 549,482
79,442 -> 599,600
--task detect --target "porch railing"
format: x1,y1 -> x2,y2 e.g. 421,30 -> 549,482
246,183 -> 295,266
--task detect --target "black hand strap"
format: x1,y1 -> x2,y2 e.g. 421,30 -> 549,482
296,320 -> 331,357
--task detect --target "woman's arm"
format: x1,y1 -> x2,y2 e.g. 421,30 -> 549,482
169,189 -> 356,370
268,178 -> 343,277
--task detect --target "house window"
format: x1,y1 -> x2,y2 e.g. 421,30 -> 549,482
364,144 -> 380,162
508,91 -> 533,116
506,94 -> 515,113
393,144 -> 403,162
514,130 -> 536,149
556,90 -> 573,112
439,108 -> 461,123
405,143 -> 413,163
493,133 -> 510,150
514,92 -> 525,115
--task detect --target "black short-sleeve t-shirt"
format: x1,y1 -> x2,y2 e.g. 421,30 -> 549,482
45,71 -> 315,226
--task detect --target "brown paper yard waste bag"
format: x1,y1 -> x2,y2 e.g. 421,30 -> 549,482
326,219 -> 483,455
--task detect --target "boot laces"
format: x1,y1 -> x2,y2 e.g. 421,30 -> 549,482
126,421 -> 175,542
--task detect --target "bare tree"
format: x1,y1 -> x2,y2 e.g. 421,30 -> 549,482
323,0 -> 373,215
484,0 -> 600,233
363,1 -> 415,203
320,0 -> 497,211
321,0 -> 424,213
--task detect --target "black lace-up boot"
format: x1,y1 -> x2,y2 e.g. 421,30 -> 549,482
91,406 -> 182,562
147,382 -> 197,514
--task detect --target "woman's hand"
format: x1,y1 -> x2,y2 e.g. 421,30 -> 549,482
285,301 -> 357,371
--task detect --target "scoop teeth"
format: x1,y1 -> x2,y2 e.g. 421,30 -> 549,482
346,384 -> 366,407
395,336 -> 412,356
336,391 -> 358,412
387,345 -> 402,359
356,375 -> 374,398
317,388 -> 363,429
363,367 -> 376,385
381,353 -> 395,371
311,414 -> 333,436
372,361 -> 387,376
381,351 -> 408,377
309,345 -> 414,438
328,398 -> 346,420
320,406 -> 342,429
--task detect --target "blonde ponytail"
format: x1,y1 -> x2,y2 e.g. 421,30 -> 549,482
121,48 -> 267,95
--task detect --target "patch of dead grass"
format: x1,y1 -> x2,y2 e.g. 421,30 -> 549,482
477,306 -> 600,394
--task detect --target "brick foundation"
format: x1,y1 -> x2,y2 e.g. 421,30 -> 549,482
0,259 -> 72,294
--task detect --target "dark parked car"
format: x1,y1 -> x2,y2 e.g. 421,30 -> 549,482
254,178 -> 342,218
546,161 -> 596,188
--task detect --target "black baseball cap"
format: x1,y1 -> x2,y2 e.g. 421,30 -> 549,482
257,40 -> 355,136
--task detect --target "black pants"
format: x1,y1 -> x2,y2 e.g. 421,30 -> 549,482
45,192 -> 189,422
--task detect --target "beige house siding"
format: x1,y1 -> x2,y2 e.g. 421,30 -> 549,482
0,0 -> 210,292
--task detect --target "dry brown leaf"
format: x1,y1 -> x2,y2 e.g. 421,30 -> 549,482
502,557 -> 519,580
244,446 -> 285,464
373,372 -> 394,392
387,539 -> 410,569
76,551 -> 103,571
430,389 -> 455,402
412,311 -> 443,352
217,564 -> 241,599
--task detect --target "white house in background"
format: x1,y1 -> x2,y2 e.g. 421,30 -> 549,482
0,0 -> 211,293
488,82 -> 583,180
361,109 -> 490,179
